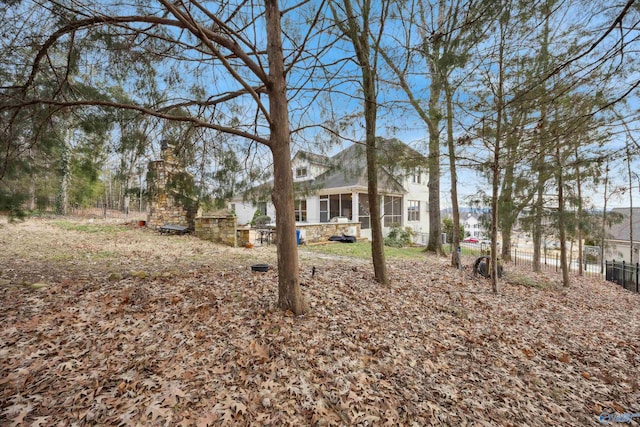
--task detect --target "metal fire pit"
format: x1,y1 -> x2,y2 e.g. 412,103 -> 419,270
251,264 -> 269,273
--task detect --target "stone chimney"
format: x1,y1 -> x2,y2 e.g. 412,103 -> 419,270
146,141 -> 195,229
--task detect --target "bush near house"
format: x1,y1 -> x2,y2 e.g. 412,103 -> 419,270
384,224 -> 415,248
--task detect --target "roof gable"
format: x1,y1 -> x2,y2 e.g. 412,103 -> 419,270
314,138 -> 426,193
292,150 -> 330,166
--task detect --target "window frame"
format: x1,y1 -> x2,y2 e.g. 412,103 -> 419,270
383,195 -> 402,227
358,193 -> 370,229
411,168 -> 421,184
294,199 -> 307,222
255,201 -> 267,216
408,200 -> 420,222
296,167 -> 308,178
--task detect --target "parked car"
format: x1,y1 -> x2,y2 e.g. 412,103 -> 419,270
463,237 -> 479,243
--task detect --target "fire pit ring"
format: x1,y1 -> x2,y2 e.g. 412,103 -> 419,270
251,264 -> 269,273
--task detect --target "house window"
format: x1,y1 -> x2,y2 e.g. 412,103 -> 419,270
255,201 -> 267,216
320,197 -> 328,222
294,200 -> 307,222
383,195 -> 402,227
359,193 -> 370,229
408,200 -> 420,222
411,168 -> 421,184
328,193 -> 352,221
296,167 -> 308,178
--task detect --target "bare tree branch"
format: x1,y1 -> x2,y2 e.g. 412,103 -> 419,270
2,98 -> 269,145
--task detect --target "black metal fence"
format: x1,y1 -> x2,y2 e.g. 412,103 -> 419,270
508,248 -> 602,275
455,244 -> 602,276
605,260 -> 640,293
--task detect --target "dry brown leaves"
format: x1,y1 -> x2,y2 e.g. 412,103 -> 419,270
1,219 -> 639,426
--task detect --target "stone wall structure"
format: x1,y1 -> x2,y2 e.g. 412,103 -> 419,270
147,143 -> 196,230
194,214 -> 238,246
296,222 -> 361,244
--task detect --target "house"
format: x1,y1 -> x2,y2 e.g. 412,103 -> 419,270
604,207 -> 640,262
461,212 -> 487,239
230,139 -> 429,241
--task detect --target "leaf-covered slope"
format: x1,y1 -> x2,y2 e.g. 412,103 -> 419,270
0,220 -> 638,426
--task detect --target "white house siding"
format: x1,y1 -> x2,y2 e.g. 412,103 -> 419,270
230,201 -> 255,225
291,153 -> 329,183
230,200 -> 276,226
303,195 -> 321,223
462,214 -> 486,238
403,171 -> 429,236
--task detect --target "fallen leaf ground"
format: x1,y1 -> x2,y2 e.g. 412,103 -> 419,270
1,218 -> 639,426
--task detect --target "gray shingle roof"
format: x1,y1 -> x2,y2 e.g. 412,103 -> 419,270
293,150 -> 330,166
313,139 -> 426,193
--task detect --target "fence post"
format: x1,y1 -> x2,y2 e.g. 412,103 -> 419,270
556,254 -> 559,272
636,263 -> 639,293
622,261 -> 626,289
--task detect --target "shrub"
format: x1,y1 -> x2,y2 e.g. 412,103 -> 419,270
252,214 -> 271,227
384,224 -> 415,248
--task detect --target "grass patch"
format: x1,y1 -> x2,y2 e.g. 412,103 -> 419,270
51,253 -> 75,261
52,221 -> 125,234
443,245 -> 486,258
506,272 -> 551,289
301,241 -> 426,260
92,250 -> 118,259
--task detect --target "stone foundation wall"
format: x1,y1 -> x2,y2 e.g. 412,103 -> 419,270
296,222 -> 361,243
195,215 -> 237,247
236,228 -> 251,247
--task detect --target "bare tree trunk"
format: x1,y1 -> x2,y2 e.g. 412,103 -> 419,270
362,48 -> 388,283
532,164 -> 544,272
28,148 -> 36,211
57,130 -> 71,215
575,146 -> 583,275
499,142 -> 517,262
490,16 -> 506,294
426,82 -> 443,255
490,144 -> 500,293
556,143 -> 570,287
265,0 -> 306,314
366,140 -> 388,284
331,0 -> 389,284
600,162 -> 610,274
532,0 -> 552,272
444,82 -> 460,266
123,188 -> 130,216
627,144 -> 634,265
